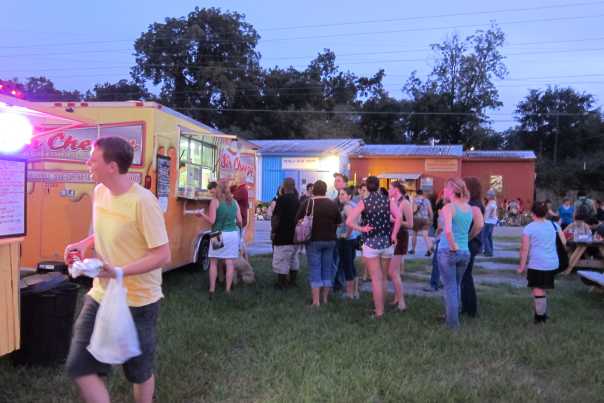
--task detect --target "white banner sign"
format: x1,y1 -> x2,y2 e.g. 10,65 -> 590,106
282,157 -> 319,170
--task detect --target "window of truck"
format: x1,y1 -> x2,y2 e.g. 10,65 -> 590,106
178,135 -> 217,199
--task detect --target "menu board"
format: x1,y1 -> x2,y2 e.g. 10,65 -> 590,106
0,157 -> 27,238
156,155 -> 171,213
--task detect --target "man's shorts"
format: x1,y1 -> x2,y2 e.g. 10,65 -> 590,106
65,296 -> 160,384
413,217 -> 430,232
272,245 -> 300,274
362,244 -> 394,259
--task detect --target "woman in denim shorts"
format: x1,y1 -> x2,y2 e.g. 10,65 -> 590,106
347,176 -> 400,318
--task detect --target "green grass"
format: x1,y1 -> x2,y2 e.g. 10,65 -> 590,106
2,256 -> 604,403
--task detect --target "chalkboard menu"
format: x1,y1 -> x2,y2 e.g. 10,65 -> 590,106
156,155 -> 171,213
0,157 -> 27,239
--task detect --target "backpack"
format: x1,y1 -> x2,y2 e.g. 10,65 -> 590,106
576,198 -> 595,220
415,198 -> 430,219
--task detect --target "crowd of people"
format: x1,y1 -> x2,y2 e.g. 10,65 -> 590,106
198,172 -> 604,328
265,173 -> 493,326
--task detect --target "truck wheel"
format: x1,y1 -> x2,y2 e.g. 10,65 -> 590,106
198,237 -> 211,272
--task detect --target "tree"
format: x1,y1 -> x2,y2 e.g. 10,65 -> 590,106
402,24 -> 507,146
512,86 -> 602,162
86,80 -> 152,101
0,77 -> 82,101
131,7 -> 262,129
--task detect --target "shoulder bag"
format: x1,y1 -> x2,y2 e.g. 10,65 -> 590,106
295,198 -> 315,244
551,220 -> 568,274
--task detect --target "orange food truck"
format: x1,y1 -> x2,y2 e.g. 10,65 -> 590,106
8,97 -> 257,273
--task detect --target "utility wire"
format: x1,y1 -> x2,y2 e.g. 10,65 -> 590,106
1,12 -> 603,49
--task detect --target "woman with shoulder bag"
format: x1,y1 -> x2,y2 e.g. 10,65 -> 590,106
296,180 -> 341,307
197,181 -> 242,298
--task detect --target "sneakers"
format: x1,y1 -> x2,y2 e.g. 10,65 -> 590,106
408,250 -> 415,255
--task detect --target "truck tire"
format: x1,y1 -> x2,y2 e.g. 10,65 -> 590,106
197,236 -> 211,272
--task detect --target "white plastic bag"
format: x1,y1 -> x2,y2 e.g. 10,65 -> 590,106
87,270 -> 141,364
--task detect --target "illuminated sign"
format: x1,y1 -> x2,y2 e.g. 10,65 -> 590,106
21,123 -> 145,165
219,149 -> 255,184
28,170 -> 142,184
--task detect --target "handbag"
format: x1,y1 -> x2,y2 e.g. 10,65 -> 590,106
551,220 -> 568,274
211,234 -> 224,250
211,202 -> 226,250
295,198 -> 315,244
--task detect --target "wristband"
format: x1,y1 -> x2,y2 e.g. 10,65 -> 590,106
114,266 -> 124,280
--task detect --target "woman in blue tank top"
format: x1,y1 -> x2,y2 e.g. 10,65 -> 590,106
437,178 -> 473,329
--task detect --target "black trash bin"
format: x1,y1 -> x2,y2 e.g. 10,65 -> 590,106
12,272 -> 80,366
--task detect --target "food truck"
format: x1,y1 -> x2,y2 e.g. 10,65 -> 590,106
1,95 -> 257,273
0,93 -> 92,356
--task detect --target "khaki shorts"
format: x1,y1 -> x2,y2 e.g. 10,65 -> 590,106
272,245 -> 300,274
362,244 -> 394,259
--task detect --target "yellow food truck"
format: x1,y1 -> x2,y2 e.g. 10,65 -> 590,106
12,97 -> 257,272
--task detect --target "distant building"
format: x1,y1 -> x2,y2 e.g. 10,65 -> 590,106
252,139 -> 536,204
349,145 -> 535,204
252,139 -> 364,201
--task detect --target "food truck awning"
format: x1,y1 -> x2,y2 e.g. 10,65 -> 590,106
377,172 -> 421,181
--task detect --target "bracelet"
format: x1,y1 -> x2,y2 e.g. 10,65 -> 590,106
114,266 -> 124,280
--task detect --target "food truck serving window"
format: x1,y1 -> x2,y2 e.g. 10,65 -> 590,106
178,135 -> 217,199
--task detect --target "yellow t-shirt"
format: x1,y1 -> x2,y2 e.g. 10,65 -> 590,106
88,183 -> 169,307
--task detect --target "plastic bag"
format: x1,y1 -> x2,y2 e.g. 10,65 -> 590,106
87,270 -> 141,364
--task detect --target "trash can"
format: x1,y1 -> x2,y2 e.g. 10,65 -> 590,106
12,272 -> 80,366
37,260 -> 93,289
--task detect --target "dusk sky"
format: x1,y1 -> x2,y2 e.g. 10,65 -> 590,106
1,0 -> 603,131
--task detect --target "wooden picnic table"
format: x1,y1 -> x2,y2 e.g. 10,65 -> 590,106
564,240 -> 604,275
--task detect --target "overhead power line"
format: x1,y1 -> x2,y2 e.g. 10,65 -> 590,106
2,35 -> 604,61
1,12 -> 603,50
262,1 -> 604,31
3,46 -> 603,75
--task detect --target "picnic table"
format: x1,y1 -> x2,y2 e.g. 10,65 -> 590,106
564,240 -> 604,275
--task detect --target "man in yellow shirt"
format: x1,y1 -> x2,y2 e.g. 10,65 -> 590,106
64,137 -> 170,403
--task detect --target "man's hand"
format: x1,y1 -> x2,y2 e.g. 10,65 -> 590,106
63,241 -> 89,265
517,266 -> 526,274
97,262 -> 120,279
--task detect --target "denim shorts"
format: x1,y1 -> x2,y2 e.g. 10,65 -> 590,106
65,296 -> 160,384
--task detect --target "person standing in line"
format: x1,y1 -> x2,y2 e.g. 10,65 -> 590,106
424,197 -> 448,292
482,190 -> 498,257
271,178 -> 301,289
231,173 -> 250,262
332,173 -> 349,292
299,183 -> 314,205
296,180 -> 341,307
346,176 -> 401,319
388,181 -> 414,310
460,177 -> 485,318
436,178 -> 473,329
337,186 -> 361,299
198,182 -> 243,297
410,189 -> 433,256
518,202 -> 566,323
558,198 -> 574,230
64,137 -> 171,403
357,182 -> 370,282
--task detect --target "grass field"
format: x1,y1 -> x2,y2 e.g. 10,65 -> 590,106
2,255 -> 603,403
